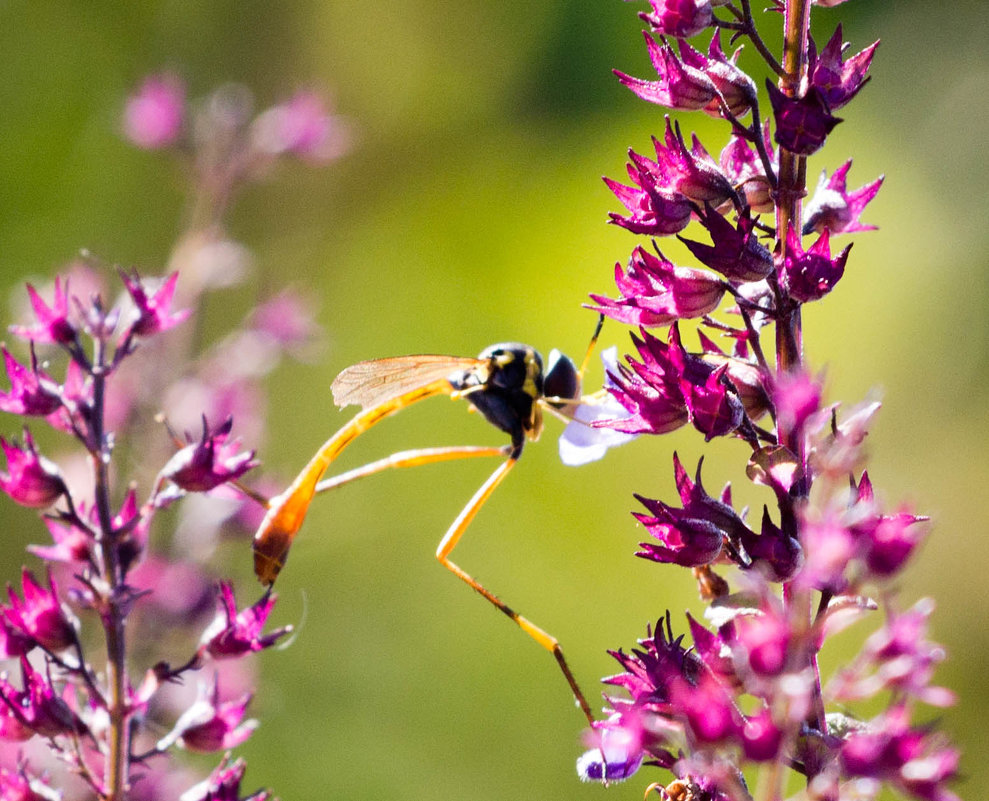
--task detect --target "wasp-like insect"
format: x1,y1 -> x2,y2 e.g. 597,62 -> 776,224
252,318 -> 604,726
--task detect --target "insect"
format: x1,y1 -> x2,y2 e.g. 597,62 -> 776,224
251,318 -> 603,727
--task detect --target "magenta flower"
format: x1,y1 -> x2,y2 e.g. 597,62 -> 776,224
697,332 -> 771,421
183,755 -> 272,801
588,245 -> 726,327
719,128 -> 776,213
0,346 -> 62,417
597,329 -> 689,436
9,278 -> 76,346
0,766 -> 60,801
739,707 -> 783,761
831,599 -> 955,708
766,80 -> 842,156
0,429 -> 66,508
199,581 -> 292,659
633,495 -> 726,567
161,416 -> 257,492
810,26 -> 879,111
123,73 -> 185,149
3,568 -> 77,652
779,225 -> 851,302
841,705 -> 960,801
639,0 -> 713,39
0,657 -> 86,738
600,325 -> 744,440
661,453 -> 752,552
615,33 -> 720,111
731,606 -> 791,677
803,160 -> 884,235
679,208 -> 773,282
604,163 -> 693,237
158,678 -> 258,752
644,118 -> 737,205
679,33 -> 757,117
120,270 -> 190,338
670,670 -> 737,743
252,90 -> 350,163
29,513 -> 94,564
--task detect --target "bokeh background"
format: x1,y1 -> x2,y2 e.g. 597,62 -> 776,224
1,1 -> 986,799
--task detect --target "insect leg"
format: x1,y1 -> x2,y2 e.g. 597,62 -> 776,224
434,456 -> 597,727
314,445 -> 511,494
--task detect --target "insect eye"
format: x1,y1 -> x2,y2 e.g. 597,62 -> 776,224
543,349 -> 579,405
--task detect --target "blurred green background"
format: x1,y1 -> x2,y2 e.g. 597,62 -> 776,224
1,1 -> 986,799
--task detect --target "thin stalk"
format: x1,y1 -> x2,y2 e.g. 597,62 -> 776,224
90,341 -> 130,801
760,2 -> 818,800
774,0 -> 811,447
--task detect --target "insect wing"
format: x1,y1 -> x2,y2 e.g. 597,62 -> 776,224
331,355 -> 482,410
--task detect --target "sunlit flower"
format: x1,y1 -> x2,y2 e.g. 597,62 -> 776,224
3,567 -> 77,652
199,581 -> 292,660
803,160 -> 884,236
0,429 -> 66,508
119,270 -> 190,338
161,416 -> 257,493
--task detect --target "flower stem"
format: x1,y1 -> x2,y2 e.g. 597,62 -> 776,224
774,0 -> 811,441
90,340 -> 130,801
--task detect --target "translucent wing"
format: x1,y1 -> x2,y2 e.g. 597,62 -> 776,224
331,355 -> 482,410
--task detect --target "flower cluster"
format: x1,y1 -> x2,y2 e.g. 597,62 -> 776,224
0,75 -> 343,800
574,2 -> 959,801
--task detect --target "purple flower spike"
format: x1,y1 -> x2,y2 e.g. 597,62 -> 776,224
803,160 -> 884,236
120,270 -> 190,338
811,26 -> 879,111
0,346 -> 62,416
614,33 -> 720,112
0,428 -> 66,508
4,567 -> 77,652
123,73 -> 185,149
588,245 -> 726,327
9,278 -> 76,346
639,0 -> 713,39
159,678 -> 258,753
162,416 -> 257,492
766,80 -> 842,156
200,581 -> 292,660
780,225 -> 851,303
